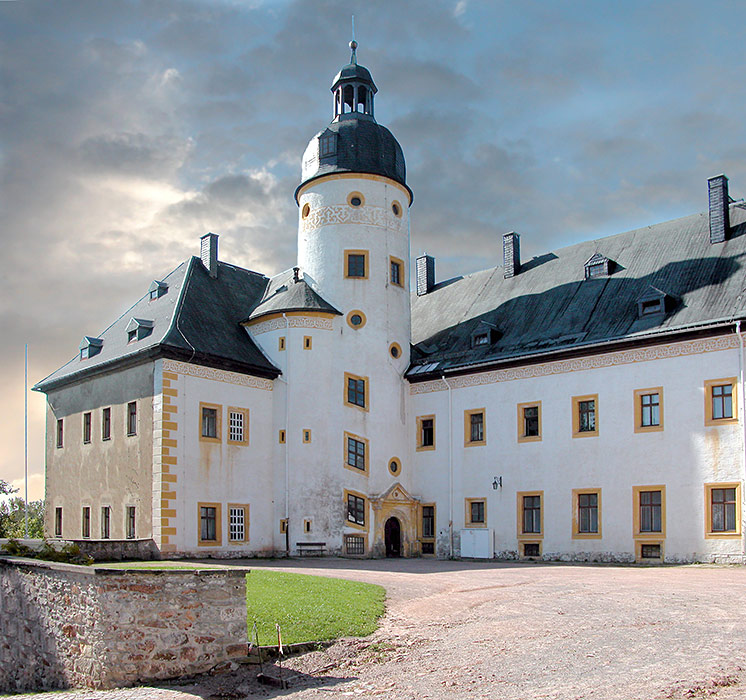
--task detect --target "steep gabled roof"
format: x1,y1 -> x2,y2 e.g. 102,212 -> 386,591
34,258 -> 280,392
245,269 -> 341,322
409,204 -> 746,378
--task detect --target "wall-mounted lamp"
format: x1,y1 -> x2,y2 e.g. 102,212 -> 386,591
492,476 -> 502,490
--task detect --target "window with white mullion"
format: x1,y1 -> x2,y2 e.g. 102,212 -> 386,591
229,507 -> 245,541
229,411 -> 244,443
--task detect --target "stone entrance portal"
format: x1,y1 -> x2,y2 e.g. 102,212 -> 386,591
371,483 -> 419,557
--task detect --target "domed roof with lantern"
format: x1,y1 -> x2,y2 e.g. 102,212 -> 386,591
296,41 -> 411,201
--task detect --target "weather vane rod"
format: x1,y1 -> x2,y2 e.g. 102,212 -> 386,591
350,16 -> 357,64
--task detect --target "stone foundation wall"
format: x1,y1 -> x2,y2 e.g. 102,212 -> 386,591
0,557 -> 249,693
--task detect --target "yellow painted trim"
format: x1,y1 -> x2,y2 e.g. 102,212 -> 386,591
344,431 -> 370,476
347,190 -> 366,207
389,342 -> 402,359
632,485 -> 666,539
634,387 -> 664,433
162,474 -> 177,483
227,503 -> 250,544
463,408 -> 486,447
418,502 -> 436,553
163,387 -> 178,397
296,172 -> 412,204
388,456 -> 402,476
162,509 -> 177,518
227,406 -> 249,446
344,371 -> 370,412
571,488 -> 602,539
243,311 -> 337,327
465,498 -> 487,527
704,377 -> 738,426
344,488 -> 369,532
302,428 -> 312,443
278,336 -> 286,351
197,502 -> 222,546
163,371 -> 178,380
517,401 -> 542,443
344,249 -> 369,280
346,309 -> 367,330
279,429 -> 286,444
572,394 -> 599,438
635,539 -> 665,563
416,414 -> 436,451
704,482 -> 742,539
303,335 -> 312,350
517,490 -> 544,540
389,255 -> 405,288
199,402 -> 222,443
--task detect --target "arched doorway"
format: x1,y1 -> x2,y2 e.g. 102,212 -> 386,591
384,517 -> 401,558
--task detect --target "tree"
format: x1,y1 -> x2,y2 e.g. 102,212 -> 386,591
0,498 -> 45,539
0,479 -> 18,495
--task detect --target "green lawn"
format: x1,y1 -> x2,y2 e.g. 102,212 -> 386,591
247,570 -> 385,646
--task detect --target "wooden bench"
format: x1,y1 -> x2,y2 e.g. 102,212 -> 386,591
296,542 -> 326,557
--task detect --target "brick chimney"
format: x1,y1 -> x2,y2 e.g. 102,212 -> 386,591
503,231 -> 520,278
416,254 -> 435,296
708,175 -> 730,245
200,233 -> 218,278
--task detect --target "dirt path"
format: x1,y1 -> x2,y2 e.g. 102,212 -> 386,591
13,559 -> 746,700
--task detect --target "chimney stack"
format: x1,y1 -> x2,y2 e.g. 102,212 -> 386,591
708,174 -> 730,245
416,254 -> 435,296
503,231 -> 520,278
200,232 -> 218,278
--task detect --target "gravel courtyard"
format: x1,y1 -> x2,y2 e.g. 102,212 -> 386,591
14,559 -> 746,700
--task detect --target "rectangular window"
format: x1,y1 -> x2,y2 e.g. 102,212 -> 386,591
278,336 -> 286,351
101,506 -> 111,539
517,402 -> 541,442
346,434 -> 367,472
465,498 -> 486,526
229,505 -> 248,542
573,489 -> 601,538
639,490 -> 662,533
126,506 -> 136,539
56,419 -> 64,448
319,133 -> 337,158
390,256 -> 405,288
279,429 -> 286,444
417,415 -> 435,451
199,403 -> 221,442
83,412 -> 92,444
227,408 -> 249,445
705,483 -> 742,538
345,534 -> 365,555
345,373 -> 368,409
422,505 -> 435,539
572,395 -> 598,437
634,388 -> 664,433
344,250 -> 368,279
280,518 -> 288,534
464,409 -> 486,446
54,507 -> 63,537
102,407 -> 111,440
199,503 -> 221,544
82,506 -> 90,538
705,378 -> 738,425
517,491 -> 544,538
126,401 -> 137,436
304,519 -> 312,533
303,429 -> 312,443
347,493 -> 366,527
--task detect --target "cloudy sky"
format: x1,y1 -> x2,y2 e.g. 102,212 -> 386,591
3,0 -> 746,500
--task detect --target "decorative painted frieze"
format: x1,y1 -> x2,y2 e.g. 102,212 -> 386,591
162,359 -> 273,391
248,315 -> 334,336
301,204 -> 402,233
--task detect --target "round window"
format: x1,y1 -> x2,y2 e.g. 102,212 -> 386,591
346,310 -> 367,329
389,342 -> 402,359
350,196 -> 362,206
388,457 -> 401,476
391,201 -> 402,217
301,203 -> 310,219
347,191 -> 365,208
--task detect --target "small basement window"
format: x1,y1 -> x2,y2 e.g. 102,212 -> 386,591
640,543 -> 662,559
523,542 -> 541,558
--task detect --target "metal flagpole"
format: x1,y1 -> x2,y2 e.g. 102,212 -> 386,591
24,343 -> 29,539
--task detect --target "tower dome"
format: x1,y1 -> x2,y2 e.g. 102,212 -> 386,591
296,42 -> 411,201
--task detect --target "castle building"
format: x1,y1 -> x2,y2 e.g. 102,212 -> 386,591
35,44 -> 746,563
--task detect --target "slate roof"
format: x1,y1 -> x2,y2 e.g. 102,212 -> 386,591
409,203 -> 746,378
34,257 -> 280,392
245,269 -> 341,322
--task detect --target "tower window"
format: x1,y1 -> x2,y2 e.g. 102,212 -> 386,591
319,133 -> 337,158
345,250 -> 368,279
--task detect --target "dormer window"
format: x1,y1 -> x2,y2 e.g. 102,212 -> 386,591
471,324 -> 500,349
126,318 -> 154,343
473,333 -> 488,346
319,131 -> 337,159
584,253 -> 612,279
149,280 -> 168,300
79,336 -> 103,360
636,286 -> 670,319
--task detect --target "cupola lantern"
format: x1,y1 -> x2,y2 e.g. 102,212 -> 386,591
331,40 -> 377,121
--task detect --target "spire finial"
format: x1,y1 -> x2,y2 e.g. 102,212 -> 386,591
350,15 -> 357,64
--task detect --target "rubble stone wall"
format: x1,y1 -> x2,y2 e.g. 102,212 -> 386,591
0,557 -> 249,693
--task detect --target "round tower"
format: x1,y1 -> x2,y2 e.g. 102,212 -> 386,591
290,43 -> 417,557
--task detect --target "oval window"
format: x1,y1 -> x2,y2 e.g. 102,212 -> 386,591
391,201 -> 402,217
388,457 -> 401,476
302,203 -> 310,218
389,342 -> 402,359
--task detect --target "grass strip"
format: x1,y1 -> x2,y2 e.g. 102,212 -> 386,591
247,570 -> 385,646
